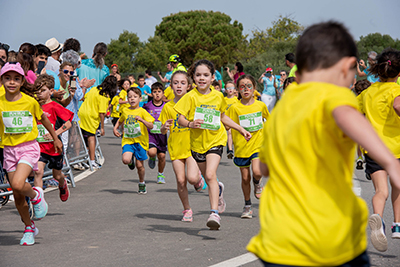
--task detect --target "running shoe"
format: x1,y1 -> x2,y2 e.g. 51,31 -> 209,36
254,178 -> 263,199
73,163 -> 85,171
392,224 -> 400,239
157,174 -> 166,184
218,182 -> 226,213
59,181 -> 70,202
46,178 -> 59,187
356,159 -> 363,170
31,187 -> 48,220
194,175 -> 207,192
227,150 -> 234,159
241,205 -> 253,219
182,209 -> 193,222
369,214 -> 388,252
206,213 -> 221,230
138,183 -> 147,194
20,222 -> 39,246
128,155 -> 135,170
148,157 -> 156,169
91,162 -> 101,170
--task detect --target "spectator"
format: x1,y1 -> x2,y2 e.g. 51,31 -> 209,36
285,53 -> 297,78
214,69 -> 222,89
357,51 -> 379,83
259,67 -> 277,112
157,62 -> 173,88
45,37 -> 63,74
110,64 -> 121,81
169,54 -> 187,73
274,70 -> 287,99
145,69 -> 157,87
226,62 -> 245,83
0,42 -> 9,62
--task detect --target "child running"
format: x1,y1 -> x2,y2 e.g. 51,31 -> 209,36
118,78 -> 132,113
0,62 -> 62,245
159,70 -> 207,222
224,80 -> 238,159
355,79 -> 371,170
358,49 -> 400,252
113,87 -> 154,194
226,74 -> 269,219
174,59 -> 251,230
247,21 -> 400,266
143,82 -> 168,184
33,74 -> 74,201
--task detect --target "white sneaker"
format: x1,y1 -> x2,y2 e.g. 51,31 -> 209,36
369,214 -> 387,252
218,182 -> 226,213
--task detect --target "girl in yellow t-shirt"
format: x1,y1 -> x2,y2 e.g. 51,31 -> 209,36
224,80 -> 238,159
174,59 -> 251,230
0,62 -> 62,246
226,74 -> 269,219
159,71 -> 207,222
118,78 -> 132,113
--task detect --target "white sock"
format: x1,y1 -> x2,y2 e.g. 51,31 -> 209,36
91,160 -> 96,165
31,190 -> 39,201
393,222 -> 400,226
139,182 -> 145,185
158,172 -> 163,176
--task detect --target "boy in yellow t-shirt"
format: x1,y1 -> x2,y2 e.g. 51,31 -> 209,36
247,22 -> 400,266
113,87 -> 154,194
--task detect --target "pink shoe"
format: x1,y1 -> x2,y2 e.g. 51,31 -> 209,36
206,213 -> 221,230
218,182 -> 226,213
182,209 -> 193,222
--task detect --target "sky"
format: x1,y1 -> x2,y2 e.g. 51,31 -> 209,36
1,0 -> 399,57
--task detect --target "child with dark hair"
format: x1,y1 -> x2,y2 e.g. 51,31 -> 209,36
143,82 -> 168,183
247,21 -> 400,266
354,79 -> 371,96
212,80 -> 221,92
358,48 -> 400,252
137,74 -> 152,107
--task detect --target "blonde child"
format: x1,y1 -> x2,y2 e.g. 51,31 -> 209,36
113,87 -> 154,194
0,62 -> 62,245
160,71 -> 206,222
117,78 -> 132,113
224,80 -> 238,159
226,74 -> 269,219
175,59 -> 251,230
109,92 -> 121,126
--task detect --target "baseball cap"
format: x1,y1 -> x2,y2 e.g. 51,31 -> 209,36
0,62 -> 25,77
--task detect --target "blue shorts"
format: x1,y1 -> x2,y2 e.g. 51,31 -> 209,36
122,143 -> 148,161
233,152 -> 259,168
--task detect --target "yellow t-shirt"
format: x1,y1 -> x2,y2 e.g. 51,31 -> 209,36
361,82 -> 400,157
247,82 -> 368,266
174,87 -> 228,154
224,96 -> 238,111
226,100 -> 269,158
119,107 -> 154,150
118,89 -> 131,112
0,85 -> 4,148
288,65 -> 297,77
78,87 -> 110,134
253,90 -> 261,100
356,88 -> 368,113
110,95 -> 120,118
159,100 -> 191,160
0,92 -> 43,147
130,82 -> 139,87
164,86 -> 175,101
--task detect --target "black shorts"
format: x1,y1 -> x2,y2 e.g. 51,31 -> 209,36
80,128 -> 95,147
191,146 -> 223,163
149,143 -> 166,154
112,117 -> 119,126
39,153 -> 64,170
365,154 -> 400,176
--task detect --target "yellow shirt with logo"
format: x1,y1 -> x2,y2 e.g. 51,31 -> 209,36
174,87 -> 228,154
159,100 -> 191,160
247,82 -> 368,266
0,92 -> 43,147
118,90 -> 131,112
119,107 -> 154,150
361,82 -> 400,157
227,100 -> 269,158
130,82 -> 139,87
224,96 -> 238,111
78,87 -> 110,134
164,86 -> 175,101
110,95 -> 120,118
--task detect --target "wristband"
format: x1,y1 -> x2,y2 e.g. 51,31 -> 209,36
187,121 -> 190,128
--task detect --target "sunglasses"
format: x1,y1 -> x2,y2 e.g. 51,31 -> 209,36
280,73 -> 286,76
0,42 -> 10,52
239,84 -> 253,90
226,86 -> 235,90
63,69 -> 74,75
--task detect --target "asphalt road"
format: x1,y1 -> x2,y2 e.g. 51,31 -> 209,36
1,123 -> 399,267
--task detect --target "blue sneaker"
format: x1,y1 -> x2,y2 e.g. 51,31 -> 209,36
157,174 -> 166,184
31,187 -> 48,220
392,224 -> 400,239
20,222 -> 39,246
369,214 -> 387,252
194,175 -> 207,192
148,157 -> 156,169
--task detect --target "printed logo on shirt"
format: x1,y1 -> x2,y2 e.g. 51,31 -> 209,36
199,104 -> 217,109
126,115 -> 139,125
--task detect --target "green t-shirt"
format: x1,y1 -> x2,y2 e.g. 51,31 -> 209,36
288,65 -> 297,78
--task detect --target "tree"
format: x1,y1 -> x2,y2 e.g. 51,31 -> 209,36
155,10 -> 244,68
357,33 -> 400,60
105,30 -> 143,74
134,36 -> 171,72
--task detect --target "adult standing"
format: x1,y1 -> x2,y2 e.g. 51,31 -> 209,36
259,67 -> 277,112
0,42 -> 9,62
357,51 -> 379,83
285,53 -> 297,78
169,54 -> 187,73
45,37 -> 63,74
110,64 -> 121,81
273,70 -> 287,99
158,62 -> 173,88
145,69 -> 157,87
226,62 -> 245,83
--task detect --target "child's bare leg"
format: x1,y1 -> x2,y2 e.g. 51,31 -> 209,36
186,156 -> 200,185
87,136 -> 96,161
390,177 -> 400,222
122,152 -> 133,165
53,169 -> 65,187
240,167 -> 251,201
371,170 -> 389,216
251,158 -> 262,182
157,152 -> 166,173
148,147 -> 157,159
201,154 -> 221,211
172,159 -> 190,210
33,161 -> 47,188
136,160 -> 145,183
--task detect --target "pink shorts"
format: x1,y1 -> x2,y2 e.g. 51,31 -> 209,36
4,140 -> 40,172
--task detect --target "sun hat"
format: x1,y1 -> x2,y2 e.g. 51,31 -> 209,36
0,62 -> 25,77
45,37 -> 63,53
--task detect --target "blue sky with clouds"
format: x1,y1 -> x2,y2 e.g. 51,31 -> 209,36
1,0 -> 399,57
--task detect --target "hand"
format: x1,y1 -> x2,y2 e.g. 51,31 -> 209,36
68,85 -> 76,97
359,59 -> 366,68
53,139 -> 63,154
158,71 -> 161,76
101,128 -> 105,136
113,128 -> 121,137
43,133 -> 53,141
80,77 -> 96,89
135,116 -> 143,123
164,119 -> 173,129
240,128 -> 252,141
53,90 -> 65,99
79,53 -> 86,60
192,119 -> 204,128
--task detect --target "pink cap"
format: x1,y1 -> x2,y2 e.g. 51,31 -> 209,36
0,62 -> 25,77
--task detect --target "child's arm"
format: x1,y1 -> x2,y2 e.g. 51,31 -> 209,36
99,113 -> 105,136
177,114 -> 204,129
119,99 -> 129,104
393,96 -> 400,117
113,119 -> 122,137
221,113 -> 252,141
39,114 -> 63,154
161,119 -> 174,135
135,116 -> 153,129
333,105 -> 400,189
43,121 -> 72,140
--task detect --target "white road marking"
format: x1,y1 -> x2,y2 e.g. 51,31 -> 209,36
209,252 -> 258,267
353,174 -> 362,197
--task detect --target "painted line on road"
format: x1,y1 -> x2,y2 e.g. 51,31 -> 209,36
209,252 -> 258,267
353,174 -> 361,197
43,169 -> 96,194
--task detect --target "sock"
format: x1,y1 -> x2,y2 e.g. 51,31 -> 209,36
253,177 -> 260,184
91,160 -> 96,165
219,184 -> 222,196
211,209 -> 219,215
245,199 -> 252,206
158,172 -> 164,176
393,222 -> 400,226
151,157 -> 156,160
31,190 -> 39,201
139,182 -> 145,185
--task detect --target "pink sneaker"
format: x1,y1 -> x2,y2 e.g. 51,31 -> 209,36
218,182 -> 226,213
182,209 -> 193,222
206,213 -> 221,230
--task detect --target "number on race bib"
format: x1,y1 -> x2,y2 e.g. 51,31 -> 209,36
2,111 -> 34,134
124,123 -> 142,138
150,121 -> 162,134
36,124 -> 54,143
194,107 -> 221,130
239,112 -> 263,132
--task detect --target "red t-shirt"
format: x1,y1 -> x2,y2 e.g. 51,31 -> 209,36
37,101 -> 74,156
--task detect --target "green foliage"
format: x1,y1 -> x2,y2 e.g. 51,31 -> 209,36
105,30 -> 143,74
134,36 -> 171,71
356,33 -> 400,60
155,10 -> 244,68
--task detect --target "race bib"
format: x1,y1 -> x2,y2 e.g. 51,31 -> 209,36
124,123 -> 141,138
239,112 -> 263,132
2,111 -> 33,134
194,107 -> 221,130
150,121 -> 162,134
141,94 -> 148,102
36,124 -> 54,143
116,104 -> 120,112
